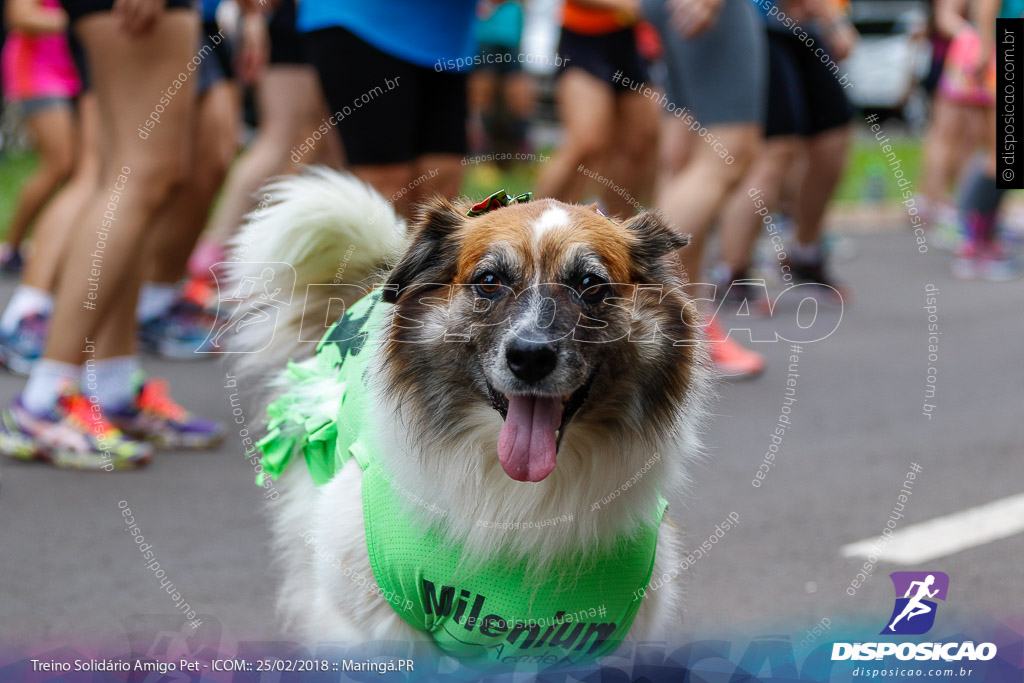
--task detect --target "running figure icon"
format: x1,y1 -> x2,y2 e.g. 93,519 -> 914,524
888,574 -> 939,631
209,268 -> 285,348
882,571 -> 949,635
201,262 -> 296,353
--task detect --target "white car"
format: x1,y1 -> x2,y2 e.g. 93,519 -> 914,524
845,1 -> 932,126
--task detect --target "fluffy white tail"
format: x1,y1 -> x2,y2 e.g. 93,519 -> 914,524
221,167 -> 406,384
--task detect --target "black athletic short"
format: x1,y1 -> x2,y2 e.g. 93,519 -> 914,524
764,28 -> 853,138
203,20 -> 232,77
197,21 -> 233,94
306,26 -> 468,165
67,30 -> 90,93
60,0 -> 192,24
555,26 -> 647,93
268,0 -> 308,64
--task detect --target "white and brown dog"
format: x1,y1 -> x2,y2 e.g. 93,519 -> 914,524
229,168 -> 711,668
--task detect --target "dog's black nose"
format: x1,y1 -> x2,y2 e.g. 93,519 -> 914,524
506,340 -> 558,384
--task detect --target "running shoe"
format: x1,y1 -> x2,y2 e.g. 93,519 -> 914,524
783,254 -> 849,305
180,275 -> 218,311
712,263 -> 772,314
0,387 -> 153,470
0,244 -> 24,275
0,312 -> 48,375
931,213 -> 964,253
108,375 -> 225,449
821,234 -> 859,262
952,241 -> 1023,281
139,299 -> 218,359
706,318 -> 765,380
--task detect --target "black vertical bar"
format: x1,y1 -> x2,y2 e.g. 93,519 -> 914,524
997,18 -> 1024,189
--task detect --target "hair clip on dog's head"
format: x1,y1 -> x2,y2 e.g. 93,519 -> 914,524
466,189 -> 533,217
467,189 -> 621,226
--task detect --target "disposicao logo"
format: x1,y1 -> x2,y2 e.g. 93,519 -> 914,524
832,571 -> 997,662
881,571 -> 948,635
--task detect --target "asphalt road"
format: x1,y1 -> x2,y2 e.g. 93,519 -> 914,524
1,228 -> 1022,653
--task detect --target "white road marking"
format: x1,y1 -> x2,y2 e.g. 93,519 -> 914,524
841,492 -> 1024,564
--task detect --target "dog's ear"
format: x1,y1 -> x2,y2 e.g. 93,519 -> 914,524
623,210 -> 689,265
382,196 -> 465,304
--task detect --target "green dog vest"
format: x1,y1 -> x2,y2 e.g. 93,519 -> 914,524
257,293 -> 666,667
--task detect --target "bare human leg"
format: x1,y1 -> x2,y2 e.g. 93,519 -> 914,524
794,125 -> 850,248
2,10 -> 202,470
601,89 -> 659,217
42,10 -> 198,369
4,105 -> 75,251
656,121 -> 760,287
535,69 -> 615,203
146,79 -> 239,288
20,93 -> 101,295
718,136 -> 801,274
202,65 -> 323,250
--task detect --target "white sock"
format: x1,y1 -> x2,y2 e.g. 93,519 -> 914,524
136,282 -> 178,323
22,359 -> 80,414
1,285 -> 53,334
792,241 -> 821,263
82,355 -> 143,411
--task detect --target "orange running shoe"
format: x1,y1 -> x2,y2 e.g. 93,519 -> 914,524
108,374 -> 225,450
706,318 -> 766,379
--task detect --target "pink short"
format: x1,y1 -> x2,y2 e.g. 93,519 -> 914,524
938,27 -> 996,107
1,29 -> 81,103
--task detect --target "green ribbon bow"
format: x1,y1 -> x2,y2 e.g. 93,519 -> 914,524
466,189 -> 532,217
256,341 -> 346,487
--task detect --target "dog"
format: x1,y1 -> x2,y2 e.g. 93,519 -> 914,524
228,168 -> 712,669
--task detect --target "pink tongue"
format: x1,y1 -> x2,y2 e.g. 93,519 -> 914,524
497,395 -> 563,482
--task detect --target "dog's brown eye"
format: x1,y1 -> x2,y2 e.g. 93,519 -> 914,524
578,274 -> 608,303
475,272 -> 502,296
